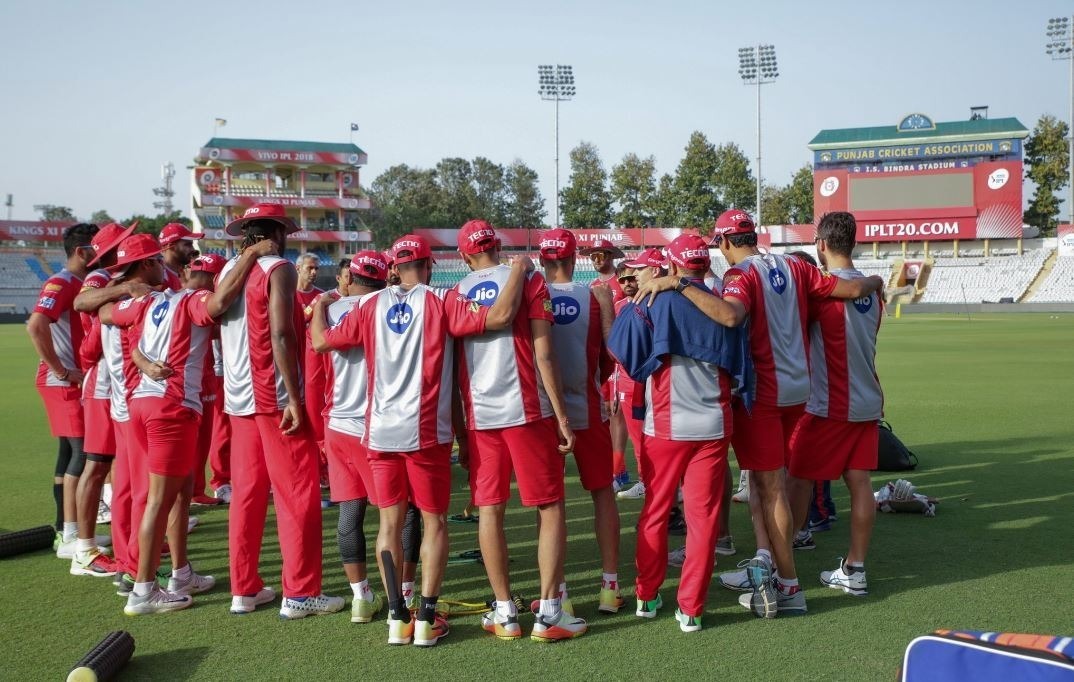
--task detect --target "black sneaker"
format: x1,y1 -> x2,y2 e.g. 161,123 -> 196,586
667,506 -> 687,536
793,532 -> 816,551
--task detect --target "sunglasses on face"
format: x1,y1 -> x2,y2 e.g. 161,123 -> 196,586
617,275 -> 637,283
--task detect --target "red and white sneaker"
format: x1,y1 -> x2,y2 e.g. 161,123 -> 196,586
414,615 -> 450,647
70,551 -> 121,577
531,611 -> 587,642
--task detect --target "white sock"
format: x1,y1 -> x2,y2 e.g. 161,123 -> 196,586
756,549 -> 773,566
133,581 -> 154,597
102,484 -> 113,506
539,598 -> 561,619
495,599 -> 517,618
558,582 -> 569,600
351,580 -> 373,601
75,538 -> 95,555
62,522 -> 78,542
172,563 -> 192,580
401,581 -> 415,602
601,572 -> 618,590
777,576 -> 799,593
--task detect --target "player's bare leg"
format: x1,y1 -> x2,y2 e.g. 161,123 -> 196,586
591,486 -> 619,574
418,510 -> 448,599
75,459 -> 110,540
536,500 -> 566,600
751,468 -> 797,581
748,474 -> 773,554
164,475 -> 194,572
375,502 -> 407,618
843,470 -> 875,566
477,503 -> 512,600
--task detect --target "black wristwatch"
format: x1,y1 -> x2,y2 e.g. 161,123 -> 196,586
676,277 -> 690,293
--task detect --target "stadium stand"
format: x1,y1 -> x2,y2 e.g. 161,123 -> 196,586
1030,255 -> 1074,302
919,249 -> 1050,303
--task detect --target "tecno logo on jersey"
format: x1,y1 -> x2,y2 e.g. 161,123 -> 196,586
768,268 -> 788,294
468,281 -> 500,306
551,296 -> 580,325
387,302 -> 414,334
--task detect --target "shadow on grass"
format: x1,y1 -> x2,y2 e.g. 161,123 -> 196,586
123,646 -> 211,681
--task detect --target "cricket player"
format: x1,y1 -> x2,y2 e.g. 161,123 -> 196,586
188,255 -> 230,507
217,203 -> 343,619
27,223 -> 98,556
634,209 -> 884,618
610,234 -> 750,633
786,211 -> 883,597
310,251 -> 389,624
454,219 -> 585,643
538,228 -> 623,614
312,234 -> 531,646
158,223 -> 203,291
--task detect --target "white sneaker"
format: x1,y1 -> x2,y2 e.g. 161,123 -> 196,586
230,586 -> 276,614
56,536 -> 110,560
669,538 -> 735,568
279,594 -> 346,620
124,585 -> 193,615
612,477 -> 623,494
732,470 -> 749,503
718,560 -> 753,592
617,481 -> 646,500
214,484 -> 232,504
187,516 -> 199,533
667,546 -> 686,568
820,557 -> 868,596
97,499 -> 111,525
168,567 -> 216,595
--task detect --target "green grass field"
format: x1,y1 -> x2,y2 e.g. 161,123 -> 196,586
2,314 -> 1073,681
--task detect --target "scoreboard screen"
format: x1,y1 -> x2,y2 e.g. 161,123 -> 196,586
849,172 -> 974,212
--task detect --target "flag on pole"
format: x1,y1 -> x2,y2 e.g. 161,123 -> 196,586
350,123 -> 359,132
215,118 -> 227,127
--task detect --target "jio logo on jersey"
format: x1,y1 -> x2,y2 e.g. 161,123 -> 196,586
853,296 -> 873,314
387,303 -> 414,334
467,281 -> 500,307
768,268 -> 788,295
151,300 -> 170,327
551,296 -> 580,325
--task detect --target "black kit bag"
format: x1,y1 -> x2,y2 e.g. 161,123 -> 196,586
876,421 -> 918,471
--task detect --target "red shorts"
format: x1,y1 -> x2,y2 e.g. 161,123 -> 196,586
368,443 -> 452,514
731,401 -> 805,472
468,417 -> 564,507
572,421 -> 613,491
602,379 -> 615,403
788,415 -> 879,481
83,397 -> 116,456
324,428 -> 376,505
129,397 -> 201,478
37,385 -> 84,438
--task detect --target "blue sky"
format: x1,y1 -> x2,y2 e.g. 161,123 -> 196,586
1,0 -> 1071,223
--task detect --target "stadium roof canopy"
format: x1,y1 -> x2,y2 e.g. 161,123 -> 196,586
203,137 -> 366,155
808,117 -> 1029,150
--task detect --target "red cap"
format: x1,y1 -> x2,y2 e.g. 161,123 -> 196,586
667,234 -> 711,270
578,238 -> 626,259
189,253 -> 227,275
349,250 -> 389,282
537,228 -> 577,260
382,250 -> 394,267
624,247 -> 666,269
110,234 -> 163,271
87,221 -> 138,267
457,219 -> 500,255
159,222 -> 205,248
391,234 -> 437,265
224,203 -> 300,237
712,209 -> 756,241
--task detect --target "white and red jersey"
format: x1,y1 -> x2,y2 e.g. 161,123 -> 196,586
322,295 -> 368,438
805,268 -> 884,422
111,290 -> 215,413
547,281 -> 606,430
217,255 -> 305,416
704,272 -> 724,295
456,265 -> 554,430
590,273 -> 625,302
297,286 -> 323,324
322,284 -> 488,452
721,253 -> 838,407
32,269 -> 84,388
643,280 -> 733,441
163,265 -> 183,292
78,269 -> 116,401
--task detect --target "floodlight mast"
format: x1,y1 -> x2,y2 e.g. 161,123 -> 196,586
739,45 -> 778,224
1046,16 -> 1074,227
538,64 -> 575,227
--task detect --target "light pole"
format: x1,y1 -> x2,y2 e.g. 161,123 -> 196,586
1046,16 -> 1073,227
738,45 -> 778,224
538,64 -> 575,227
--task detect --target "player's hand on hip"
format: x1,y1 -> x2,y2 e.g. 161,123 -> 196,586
279,401 -> 303,435
556,418 -> 575,454
65,367 -> 85,386
144,361 -> 173,381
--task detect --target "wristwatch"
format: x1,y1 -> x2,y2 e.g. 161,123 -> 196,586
675,277 -> 690,293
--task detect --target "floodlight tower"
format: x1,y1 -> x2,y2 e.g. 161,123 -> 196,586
538,64 -> 575,227
739,45 -> 779,224
1046,16 -> 1074,226
153,162 -> 176,214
